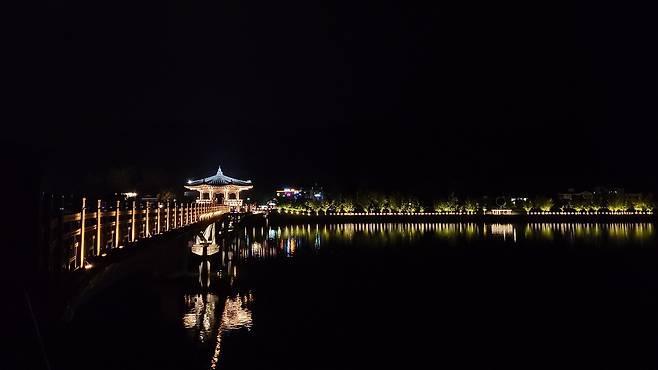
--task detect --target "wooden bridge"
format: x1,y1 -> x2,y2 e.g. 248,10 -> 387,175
38,195 -> 230,274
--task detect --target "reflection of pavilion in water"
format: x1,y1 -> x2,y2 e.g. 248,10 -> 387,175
182,291 -> 254,370
184,221 -> 260,369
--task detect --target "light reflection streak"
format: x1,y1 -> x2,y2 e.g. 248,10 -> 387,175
265,222 -> 654,250
182,294 -> 219,343
209,292 -> 254,370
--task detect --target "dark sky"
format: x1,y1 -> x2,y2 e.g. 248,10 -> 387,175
9,0 -> 658,199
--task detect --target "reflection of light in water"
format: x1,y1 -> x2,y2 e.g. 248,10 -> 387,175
490,224 -> 515,242
523,223 -> 654,244
290,238 -> 296,255
182,294 -> 219,343
191,244 -> 220,256
268,223 -> 654,247
251,242 -> 262,257
210,292 -> 254,370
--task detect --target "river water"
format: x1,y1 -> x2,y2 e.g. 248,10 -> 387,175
50,222 -> 657,369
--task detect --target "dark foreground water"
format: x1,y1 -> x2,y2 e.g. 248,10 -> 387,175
50,222 -> 657,369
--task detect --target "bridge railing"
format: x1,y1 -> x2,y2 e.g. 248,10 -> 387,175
38,195 -> 226,273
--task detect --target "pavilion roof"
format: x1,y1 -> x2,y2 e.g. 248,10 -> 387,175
187,166 -> 252,187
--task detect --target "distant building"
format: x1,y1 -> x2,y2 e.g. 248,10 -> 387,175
120,192 -> 138,200
557,189 -> 593,202
304,185 -> 324,201
276,188 -> 303,200
275,185 -> 324,201
140,195 -> 158,203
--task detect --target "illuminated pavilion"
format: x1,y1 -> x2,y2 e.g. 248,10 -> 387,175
184,165 -> 253,209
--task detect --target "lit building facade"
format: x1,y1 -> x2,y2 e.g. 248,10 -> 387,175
275,185 -> 324,201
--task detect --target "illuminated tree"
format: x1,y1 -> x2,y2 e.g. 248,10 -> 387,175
331,199 -> 343,213
463,198 -> 479,212
607,194 -> 629,211
532,196 -> 554,212
342,198 -> 356,213
319,199 -> 334,214
570,197 -> 593,212
305,199 -> 321,215
632,194 -> 654,212
388,194 -> 404,213
356,193 -> 371,213
518,199 -> 533,213
403,198 -> 422,213
157,190 -> 176,202
433,198 -> 459,212
369,193 -> 388,213
277,198 -> 291,212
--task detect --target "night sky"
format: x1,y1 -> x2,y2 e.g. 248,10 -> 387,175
9,0 -> 658,200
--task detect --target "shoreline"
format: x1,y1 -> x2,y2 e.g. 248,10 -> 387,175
266,212 -> 657,225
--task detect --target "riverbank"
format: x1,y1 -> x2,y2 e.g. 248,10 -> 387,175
267,212 -> 656,225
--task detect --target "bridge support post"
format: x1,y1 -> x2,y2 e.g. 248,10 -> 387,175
146,202 -> 150,237
115,200 -> 120,248
131,201 -> 136,242
54,196 -> 64,274
144,202 -> 151,238
157,203 -> 161,234
166,202 -> 170,231
80,197 -> 86,269
96,199 -> 102,256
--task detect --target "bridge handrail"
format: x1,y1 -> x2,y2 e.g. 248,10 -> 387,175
38,195 -> 228,273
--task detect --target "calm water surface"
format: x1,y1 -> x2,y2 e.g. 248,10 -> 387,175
53,222 -> 657,370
